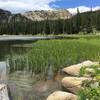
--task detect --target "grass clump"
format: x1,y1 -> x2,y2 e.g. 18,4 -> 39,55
78,78 -> 100,100
79,65 -> 100,77
78,87 -> 100,100
78,64 -> 100,100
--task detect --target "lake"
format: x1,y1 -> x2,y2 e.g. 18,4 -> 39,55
0,41 -> 61,100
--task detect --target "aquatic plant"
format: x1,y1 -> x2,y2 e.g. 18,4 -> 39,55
9,38 -> 100,78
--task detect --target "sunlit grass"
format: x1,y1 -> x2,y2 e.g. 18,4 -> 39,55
27,39 -> 100,74
8,38 -> 100,76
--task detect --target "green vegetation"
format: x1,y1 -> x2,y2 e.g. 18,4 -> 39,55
80,65 -> 100,77
78,65 -> 100,100
8,36 -> 100,99
9,38 -> 100,76
0,10 -> 100,35
78,87 -> 100,100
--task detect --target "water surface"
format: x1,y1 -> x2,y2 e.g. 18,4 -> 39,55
0,43 -> 62,100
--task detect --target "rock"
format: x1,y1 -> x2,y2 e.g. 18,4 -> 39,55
22,9 -> 72,21
81,60 -> 98,66
61,77 -> 92,94
62,60 -> 99,76
62,64 -> 81,76
0,84 -> 9,100
46,91 -> 78,100
0,61 -> 7,83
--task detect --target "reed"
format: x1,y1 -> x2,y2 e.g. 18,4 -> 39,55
27,38 -> 100,75
8,38 -> 100,76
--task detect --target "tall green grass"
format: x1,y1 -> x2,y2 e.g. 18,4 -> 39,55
8,38 -> 100,76
27,39 -> 100,75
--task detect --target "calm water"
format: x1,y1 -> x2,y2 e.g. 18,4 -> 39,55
0,43 -> 62,100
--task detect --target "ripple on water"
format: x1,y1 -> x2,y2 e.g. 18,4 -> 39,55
8,71 -> 63,100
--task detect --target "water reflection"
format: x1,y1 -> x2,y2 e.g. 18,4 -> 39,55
0,44 -> 34,100
0,43 -> 62,100
0,61 -> 7,84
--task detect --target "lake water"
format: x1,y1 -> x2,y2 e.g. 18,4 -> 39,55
0,43 -> 62,100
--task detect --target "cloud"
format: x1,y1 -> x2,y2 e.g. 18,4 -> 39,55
0,0 -> 99,14
68,6 -> 100,14
0,0 -> 60,13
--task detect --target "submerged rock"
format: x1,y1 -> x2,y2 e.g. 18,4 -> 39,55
61,77 -> 92,94
46,91 -> 77,100
62,60 -> 99,76
33,80 -> 57,93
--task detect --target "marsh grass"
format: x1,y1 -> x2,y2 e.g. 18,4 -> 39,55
9,38 -> 100,77
27,39 -> 100,75
7,37 -> 100,100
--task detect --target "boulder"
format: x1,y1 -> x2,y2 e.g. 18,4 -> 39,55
0,84 -> 9,100
61,77 -> 92,94
46,91 -> 78,100
62,60 -> 99,76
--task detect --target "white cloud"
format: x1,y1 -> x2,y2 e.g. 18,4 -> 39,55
0,0 -> 99,14
68,6 -> 100,14
93,6 -> 100,11
0,0 -> 60,13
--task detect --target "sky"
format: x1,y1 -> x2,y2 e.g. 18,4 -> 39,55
0,0 -> 100,14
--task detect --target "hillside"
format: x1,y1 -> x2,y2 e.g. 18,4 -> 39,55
0,9 -> 71,22
0,9 -> 11,23
0,9 -> 100,35
0,9 -> 72,35
21,9 -> 71,21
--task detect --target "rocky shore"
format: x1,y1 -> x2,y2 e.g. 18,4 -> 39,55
47,60 -> 99,100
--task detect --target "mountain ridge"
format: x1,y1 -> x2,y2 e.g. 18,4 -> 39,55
21,9 -> 72,21
0,9 -> 72,22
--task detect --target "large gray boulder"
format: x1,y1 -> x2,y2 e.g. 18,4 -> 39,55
62,60 -> 99,76
46,91 -> 77,100
61,77 -> 92,94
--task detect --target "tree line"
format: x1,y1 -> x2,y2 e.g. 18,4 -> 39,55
0,9 -> 100,35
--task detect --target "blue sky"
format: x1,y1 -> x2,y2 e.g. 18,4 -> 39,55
0,0 -> 99,13
51,0 -> 100,8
